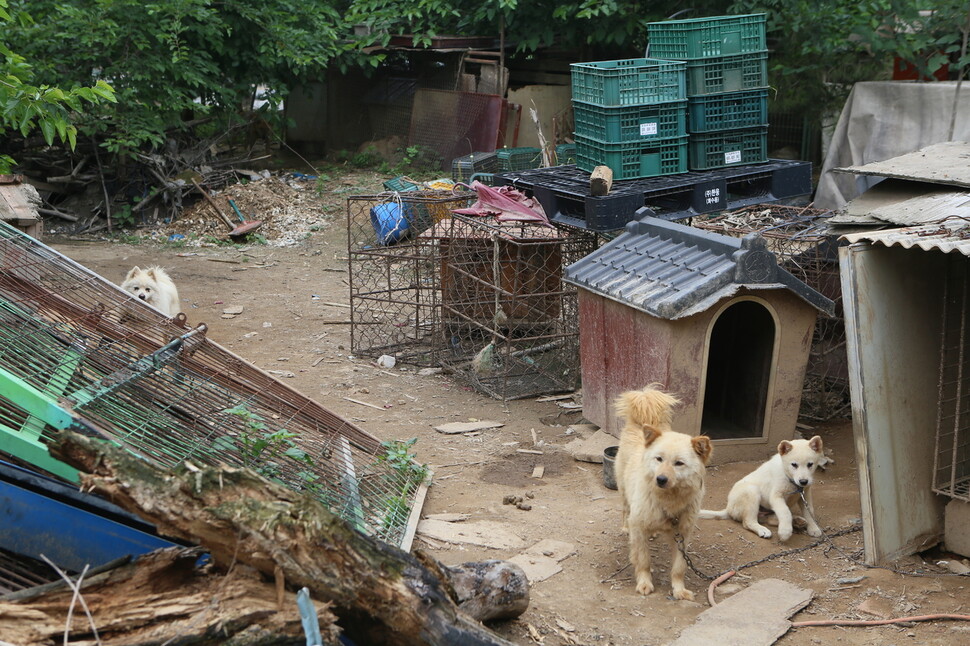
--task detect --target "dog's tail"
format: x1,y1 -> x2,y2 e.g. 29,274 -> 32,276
614,384 -> 679,430
698,508 -> 729,520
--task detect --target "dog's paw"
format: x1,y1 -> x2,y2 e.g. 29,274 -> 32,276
756,526 -> 772,539
791,516 -> 808,530
635,577 -> 655,596
672,588 -> 695,601
778,528 -> 793,541
807,525 -> 822,538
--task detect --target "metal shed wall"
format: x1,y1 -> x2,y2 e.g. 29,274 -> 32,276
840,242 -> 948,563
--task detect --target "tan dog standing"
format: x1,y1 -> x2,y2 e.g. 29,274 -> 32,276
614,385 -> 713,600
699,436 -> 826,541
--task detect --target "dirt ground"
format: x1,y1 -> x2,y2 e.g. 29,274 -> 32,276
44,168 -> 970,646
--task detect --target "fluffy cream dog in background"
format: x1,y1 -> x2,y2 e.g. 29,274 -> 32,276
614,385 -> 713,600
699,436 -> 827,542
121,266 -> 181,317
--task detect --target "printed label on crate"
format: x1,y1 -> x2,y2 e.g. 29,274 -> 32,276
725,150 -> 742,164
639,122 -> 658,136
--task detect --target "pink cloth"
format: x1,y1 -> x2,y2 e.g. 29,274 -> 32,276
453,181 -> 552,227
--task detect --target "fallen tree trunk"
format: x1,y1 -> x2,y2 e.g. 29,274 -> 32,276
45,431 -> 524,646
0,547 -> 341,645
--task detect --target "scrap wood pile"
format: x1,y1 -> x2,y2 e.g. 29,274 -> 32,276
9,116 -> 277,236
0,431 -> 529,646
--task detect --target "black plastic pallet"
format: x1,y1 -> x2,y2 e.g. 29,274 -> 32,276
495,160 -> 812,231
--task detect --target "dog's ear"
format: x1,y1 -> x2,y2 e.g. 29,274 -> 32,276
146,267 -> 158,280
808,435 -> 824,453
642,425 -> 662,447
778,440 -> 793,456
692,435 -> 713,464
125,266 -> 141,280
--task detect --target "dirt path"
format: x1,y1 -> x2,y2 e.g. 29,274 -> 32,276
46,178 -> 969,646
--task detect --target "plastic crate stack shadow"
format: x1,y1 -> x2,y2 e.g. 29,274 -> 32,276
426,215 -> 599,400
692,204 -> 850,421
570,58 -> 688,180
647,13 -> 769,171
348,190 -> 476,367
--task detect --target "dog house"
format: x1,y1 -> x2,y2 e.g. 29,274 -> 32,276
564,217 -> 834,464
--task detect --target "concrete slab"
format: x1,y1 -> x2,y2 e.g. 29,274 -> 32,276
669,579 -> 813,646
525,539 -> 576,562
416,519 -> 525,550
508,553 -> 561,583
945,499 -> 970,558
564,429 -> 616,463
434,420 -> 505,434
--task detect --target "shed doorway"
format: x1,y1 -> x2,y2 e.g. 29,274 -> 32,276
701,300 -> 775,439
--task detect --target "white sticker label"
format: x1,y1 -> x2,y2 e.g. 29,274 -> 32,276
640,122 -> 658,136
725,150 -> 742,164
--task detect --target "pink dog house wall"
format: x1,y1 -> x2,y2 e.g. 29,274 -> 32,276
564,217 -> 835,464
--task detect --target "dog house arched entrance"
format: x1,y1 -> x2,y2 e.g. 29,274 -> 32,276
701,298 -> 777,440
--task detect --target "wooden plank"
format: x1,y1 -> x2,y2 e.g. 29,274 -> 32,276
669,579 -> 813,646
434,420 -> 504,434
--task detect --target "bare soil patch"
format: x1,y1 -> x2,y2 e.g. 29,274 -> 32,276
45,168 -> 970,646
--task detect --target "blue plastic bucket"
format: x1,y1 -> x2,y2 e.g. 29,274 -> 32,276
370,203 -> 411,245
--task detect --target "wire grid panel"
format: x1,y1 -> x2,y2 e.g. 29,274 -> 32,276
348,191 -> 475,366
0,221 -> 426,548
693,205 -> 849,421
428,215 -> 598,400
933,255 -> 970,501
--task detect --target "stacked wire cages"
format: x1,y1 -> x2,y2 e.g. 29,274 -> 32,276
0,221 -> 427,548
348,190 -> 476,366
933,254 -> 970,502
693,205 -> 849,421
428,215 -> 598,400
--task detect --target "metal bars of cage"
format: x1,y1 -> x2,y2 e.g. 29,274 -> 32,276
932,254 -> 970,502
347,190 -> 476,367
0,220 -> 426,548
692,204 -> 849,421
425,214 -> 598,400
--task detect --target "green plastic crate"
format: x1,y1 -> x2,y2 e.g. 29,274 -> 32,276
452,152 -> 498,182
686,52 -> 768,96
570,58 -> 686,107
688,90 -> 768,132
573,100 -> 687,144
496,146 -> 543,171
382,176 -> 421,192
575,134 -> 688,180
555,143 -> 577,164
647,14 -> 766,60
688,126 -> 767,170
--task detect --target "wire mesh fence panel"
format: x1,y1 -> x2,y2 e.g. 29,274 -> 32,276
0,221 -> 427,548
348,191 -> 475,366
425,215 -> 598,400
693,205 -> 850,421
932,254 -> 970,502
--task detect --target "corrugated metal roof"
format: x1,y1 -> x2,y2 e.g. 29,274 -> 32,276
841,219 -> 970,256
868,191 -> 970,226
835,141 -> 970,188
564,217 -> 834,320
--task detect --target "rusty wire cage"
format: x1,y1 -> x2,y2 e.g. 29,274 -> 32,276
348,190 -> 476,366
0,221 -> 428,549
693,204 -> 849,421
426,214 -> 598,400
933,254 -> 970,502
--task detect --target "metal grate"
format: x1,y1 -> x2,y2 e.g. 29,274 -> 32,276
0,221 -> 427,548
933,255 -> 970,501
348,191 -> 476,366
429,215 -> 598,400
693,204 -> 849,420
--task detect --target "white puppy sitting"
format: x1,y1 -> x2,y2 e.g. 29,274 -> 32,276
699,436 -> 826,542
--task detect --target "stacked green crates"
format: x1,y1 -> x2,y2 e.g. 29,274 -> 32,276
570,58 -> 688,180
452,152 -> 499,183
647,14 -> 769,171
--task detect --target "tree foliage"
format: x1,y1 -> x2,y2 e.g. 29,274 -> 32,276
0,0 -> 115,172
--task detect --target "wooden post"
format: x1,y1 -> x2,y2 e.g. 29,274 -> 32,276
590,165 -> 613,196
